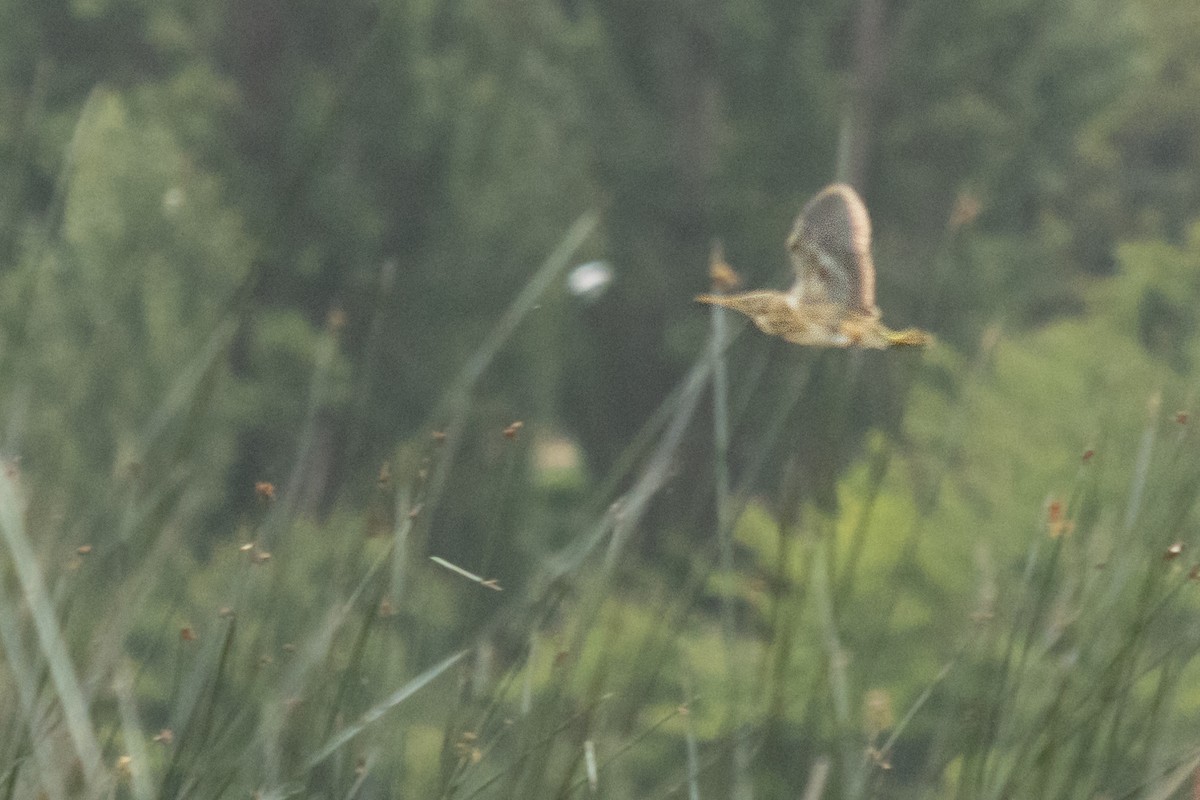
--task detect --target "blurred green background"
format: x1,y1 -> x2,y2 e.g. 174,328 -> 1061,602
4,0 -> 1200,798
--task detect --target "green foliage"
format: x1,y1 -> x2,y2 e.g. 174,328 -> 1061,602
6,208 -> 1200,798
0,88 -> 252,530
5,1 -> 1200,798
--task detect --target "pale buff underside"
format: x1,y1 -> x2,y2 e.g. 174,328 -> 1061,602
695,291 -> 931,349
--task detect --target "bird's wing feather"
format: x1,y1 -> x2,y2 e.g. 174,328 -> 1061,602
785,184 -> 878,316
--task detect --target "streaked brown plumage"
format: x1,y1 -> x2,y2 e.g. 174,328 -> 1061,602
697,184 -> 931,349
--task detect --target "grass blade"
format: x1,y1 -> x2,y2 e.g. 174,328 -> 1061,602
303,649 -> 468,770
0,466 -> 104,790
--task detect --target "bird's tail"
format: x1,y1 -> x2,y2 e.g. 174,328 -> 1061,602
886,328 -> 934,347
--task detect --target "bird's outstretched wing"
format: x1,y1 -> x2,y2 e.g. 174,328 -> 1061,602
785,183 -> 878,318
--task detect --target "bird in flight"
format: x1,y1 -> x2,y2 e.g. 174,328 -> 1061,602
696,184 -> 931,349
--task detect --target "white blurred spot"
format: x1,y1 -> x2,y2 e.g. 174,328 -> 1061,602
534,433 -> 582,474
584,739 -> 598,792
161,187 -> 185,214
532,432 -> 586,491
567,261 -> 613,302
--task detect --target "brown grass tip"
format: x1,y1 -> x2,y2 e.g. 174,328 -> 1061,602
707,241 -> 742,292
